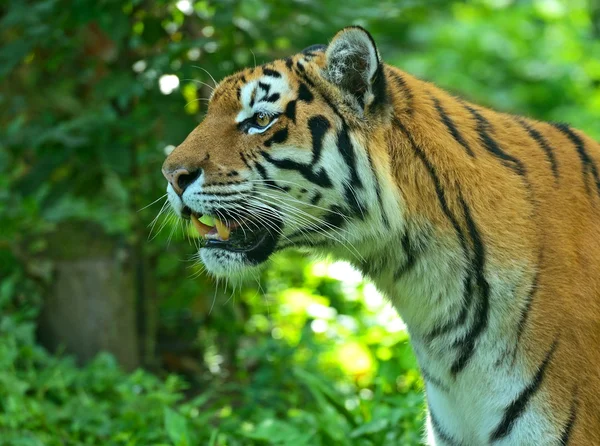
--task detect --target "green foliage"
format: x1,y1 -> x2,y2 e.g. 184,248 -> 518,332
0,259 -> 424,445
1,0 -> 598,445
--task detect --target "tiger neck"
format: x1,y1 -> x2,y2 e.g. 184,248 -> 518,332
345,221 -> 466,339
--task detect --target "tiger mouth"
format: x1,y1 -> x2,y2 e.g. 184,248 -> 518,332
182,206 -> 282,262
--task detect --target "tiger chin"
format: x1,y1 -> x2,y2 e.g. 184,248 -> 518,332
163,27 -> 600,445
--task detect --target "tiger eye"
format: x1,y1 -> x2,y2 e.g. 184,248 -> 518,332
256,113 -> 270,127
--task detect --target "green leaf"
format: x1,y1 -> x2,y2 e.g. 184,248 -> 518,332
164,407 -> 191,446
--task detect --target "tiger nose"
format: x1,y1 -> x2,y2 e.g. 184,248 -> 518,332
162,167 -> 202,196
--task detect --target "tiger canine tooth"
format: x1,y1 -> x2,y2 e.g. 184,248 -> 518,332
215,219 -> 230,240
191,214 -> 212,237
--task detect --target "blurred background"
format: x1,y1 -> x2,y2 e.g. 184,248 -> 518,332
1,0 -> 599,444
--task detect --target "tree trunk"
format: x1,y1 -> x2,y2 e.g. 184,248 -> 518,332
37,221 -> 139,370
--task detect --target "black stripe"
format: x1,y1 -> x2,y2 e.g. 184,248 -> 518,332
264,128 -> 289,147
552,122 -> 600,197
298,70 -> 386,228
426,275 -> 472,342
196,190 -> 250,197
363,146 -> 389,228
464,104 -> 526,176
394,117 -> 477,351
249,87 -> 257,108
369,63 -> 389,113
308,115 -> 330,164
450,195 -> 490,375
240,152 -> 279,190
421,367 -> 450,393
298,83 -> 313,103
324,205 -> 346,229
518,119 -> 559,181
393,118 -> 470,288
261,92 -> 280,103
490,337 -> 560,441
394,232 -> 417,280
510,270 -> 539,364
261,152 -> 333,188
430,409 -> 462,446
261,114 -> 332,188
558,387 -> 579,446
343,186 -> 366,219
296,61 -> 305,72
337,122 -> 363,188
203,180 -> 242,187
258,82 -> 271,94
262,68 -> 281,78
432,96 -> 475,157
285,100 -> 297,123
388,69 -> 414,115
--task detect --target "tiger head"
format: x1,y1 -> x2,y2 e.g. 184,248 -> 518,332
163,27 -> 403,277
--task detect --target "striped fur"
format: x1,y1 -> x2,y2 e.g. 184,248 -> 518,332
163,27 -> 600,445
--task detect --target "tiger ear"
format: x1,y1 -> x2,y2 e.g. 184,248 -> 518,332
325,26 -> 383,113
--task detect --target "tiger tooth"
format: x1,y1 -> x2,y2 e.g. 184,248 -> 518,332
191,214 -> 212,237
215,219 -> 230,240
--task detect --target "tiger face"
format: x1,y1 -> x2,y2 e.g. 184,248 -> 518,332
163,27 -> 397,276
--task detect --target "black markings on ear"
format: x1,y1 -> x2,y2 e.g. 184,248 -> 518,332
298,83 -> 313,103
264,127 -> 289,147
285,100 -> 297,123
262,68 -> 282,78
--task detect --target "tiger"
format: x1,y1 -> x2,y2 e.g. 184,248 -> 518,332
162,26 -> 600,445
